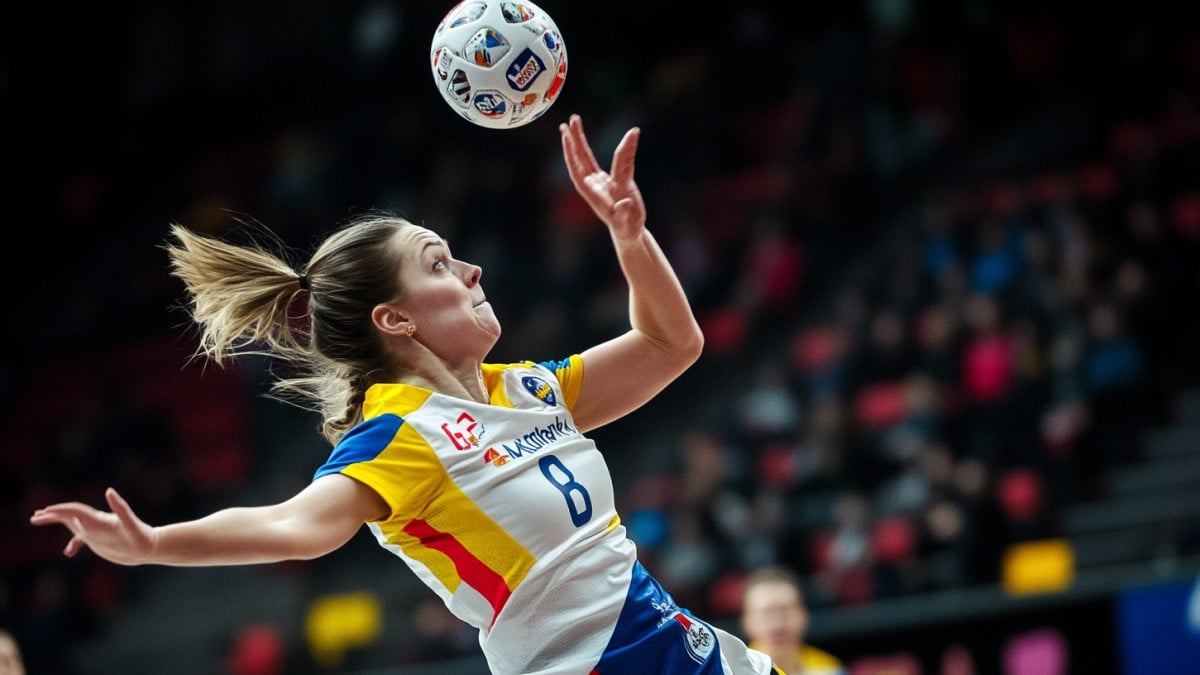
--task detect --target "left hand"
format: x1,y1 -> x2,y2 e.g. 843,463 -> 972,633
30,488 -> 158,565
560,114 -> 646,242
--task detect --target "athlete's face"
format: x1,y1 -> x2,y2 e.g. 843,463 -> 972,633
741,581 -> 808,651
392,226 -> 500,360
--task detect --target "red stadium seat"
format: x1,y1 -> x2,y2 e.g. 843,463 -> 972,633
699,305 -> 750,355
810,528 -> 837,572
792,325 -> 837,372
996,467 -> 1044,522
870,516 -> 918,564
854,381 -> 907,429
1171,193 -> 1200,238
757,443 -> 797,489
708,571 -> 748,617
228,623 -> 285,675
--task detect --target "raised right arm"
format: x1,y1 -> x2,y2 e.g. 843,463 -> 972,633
30,474 -> 387,566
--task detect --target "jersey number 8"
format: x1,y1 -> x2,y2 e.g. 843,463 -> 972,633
538,455 -> 593,527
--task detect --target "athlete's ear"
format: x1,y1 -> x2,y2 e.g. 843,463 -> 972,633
372,303 -> 413,337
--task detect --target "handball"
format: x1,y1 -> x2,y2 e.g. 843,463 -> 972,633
430,1 -> 567,129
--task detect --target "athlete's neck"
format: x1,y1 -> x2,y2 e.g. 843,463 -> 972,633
399,366 -> 488,404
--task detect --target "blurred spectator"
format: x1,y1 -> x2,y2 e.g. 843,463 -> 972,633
1010,228 -> 1066,330
16,569 -> 77,674
676,430 -> 732,511
913,303 -> 963,386
968,217 -> 1021,295
0,630 -> 24,675
1082,299 -> 1145,397
951,458 -> 1005,586
394,597 -> 477,665
737,364 -> 803,446
622,474 -> 677,559
1003,316 -> 1053,466
740,566 -> 846,675
1081,297 -> 1147,471
790,322 -> 854,402
734,213 -> 807,320
959,292 -> 1015,463
811,491 -> 876,606
919,199 -> 961,286
658,511 -> 722,615
847,307 -> 917,393
918,497 -> 970,590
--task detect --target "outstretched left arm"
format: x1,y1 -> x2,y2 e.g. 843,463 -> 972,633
559,114 -> 704,433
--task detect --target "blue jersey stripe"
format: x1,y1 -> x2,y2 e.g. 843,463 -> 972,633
313,413 -> 405,480
538,357 -> 571,374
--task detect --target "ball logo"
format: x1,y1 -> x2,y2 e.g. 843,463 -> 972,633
518,20 -> 547,37
544,56 -> 566,102
448,2 -> 486,29
501,1 -> 536,22
506,48 -> 546,91
465,28 -> 511,67
433,48 -> 452,81
472,91 -> 509,117
448,70 -> 471,106
521,376 -> 557,406
542,29 -> 562,55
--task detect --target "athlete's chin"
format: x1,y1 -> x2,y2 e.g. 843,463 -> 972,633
483,321 -> 502,347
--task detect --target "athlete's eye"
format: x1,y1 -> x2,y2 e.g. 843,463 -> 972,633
433,258 -> 448,272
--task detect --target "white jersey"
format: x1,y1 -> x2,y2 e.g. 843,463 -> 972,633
314,356 -> 773,675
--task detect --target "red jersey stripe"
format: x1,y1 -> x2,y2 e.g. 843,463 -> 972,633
403,517 -> 513,628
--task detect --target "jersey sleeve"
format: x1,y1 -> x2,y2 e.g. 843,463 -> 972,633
313,415 -> 403,480
537,354 -> 584,411
312,413 -> 436,520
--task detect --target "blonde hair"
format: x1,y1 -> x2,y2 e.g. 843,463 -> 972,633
742,565 -> 804,606
164,213 -> 416,445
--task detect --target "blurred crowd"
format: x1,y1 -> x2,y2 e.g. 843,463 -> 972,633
628,112 -> 1200,619
3,1 -> 1199,672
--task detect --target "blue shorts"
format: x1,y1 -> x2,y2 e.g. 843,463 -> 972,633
591,561 -> 770,675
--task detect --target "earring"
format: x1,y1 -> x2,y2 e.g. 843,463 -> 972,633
406,325 -> 416,337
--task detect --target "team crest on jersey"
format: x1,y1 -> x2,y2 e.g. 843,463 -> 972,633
672,614 -> 716,664
441,412 -> 485,451
521,376 -> 557,406
650,600 -> 715,664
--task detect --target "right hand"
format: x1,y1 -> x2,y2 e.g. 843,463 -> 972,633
559,114 -> 647,244
30,488 -> 157,565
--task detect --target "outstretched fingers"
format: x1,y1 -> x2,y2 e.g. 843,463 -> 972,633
560,121 -> 595,192
106,487 -> 140,531
559,113 -> 646,238
610,127 -> 640,186
64,535 -> 86,558
31,502 -> 93,527
31,505 -> 95,556
30,490 -> 155,564
559,122 -> 584,189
